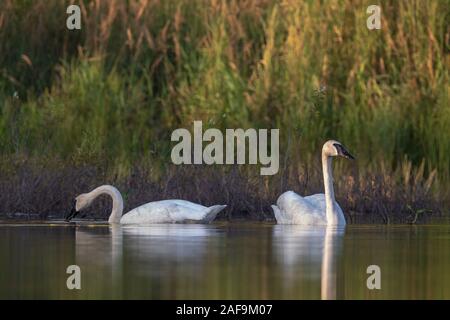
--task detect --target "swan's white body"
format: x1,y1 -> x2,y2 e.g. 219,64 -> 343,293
120,199 -> 225,225
272,191 -> 345,225
72,185 -> 226,225
272,140 -> 352,226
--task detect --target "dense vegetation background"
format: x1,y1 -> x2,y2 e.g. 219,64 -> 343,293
0,0 -> 448,222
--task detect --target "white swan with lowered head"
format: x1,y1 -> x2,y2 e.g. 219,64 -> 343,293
65,185 -> 226,224
271,140 -> 354,226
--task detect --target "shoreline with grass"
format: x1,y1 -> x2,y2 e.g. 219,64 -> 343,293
0,160 -> 446,224
0,1 -> 448,223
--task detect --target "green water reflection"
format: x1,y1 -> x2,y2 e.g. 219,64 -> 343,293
0,222 -> 449,299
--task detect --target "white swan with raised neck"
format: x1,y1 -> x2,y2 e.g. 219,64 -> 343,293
271,140 -> 354,225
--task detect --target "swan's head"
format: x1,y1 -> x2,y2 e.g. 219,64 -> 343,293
323,140 -> 355,160
65,193 -> 91,221
74,193 -> 93,211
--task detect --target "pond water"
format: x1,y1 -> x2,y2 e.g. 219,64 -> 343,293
0,222 -> 449,299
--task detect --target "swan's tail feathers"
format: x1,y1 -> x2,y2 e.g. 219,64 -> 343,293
271,205 -> 284,224
203,205 -> 227,223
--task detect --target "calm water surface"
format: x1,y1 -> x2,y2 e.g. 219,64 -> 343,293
0,222 -> 449,299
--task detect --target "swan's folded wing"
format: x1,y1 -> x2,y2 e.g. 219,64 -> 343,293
276,191 -> 327,225
304,193 -> 344,219
121,202 -> 175,224
156,199 -> 208,212
121,200 -> 208,224
304,194 -> 327,212
150,200 -> 224,222
277,191 -> 316,214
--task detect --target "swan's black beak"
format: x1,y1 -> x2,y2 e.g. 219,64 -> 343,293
334,143 -> 355,160
65,199 -> 79,222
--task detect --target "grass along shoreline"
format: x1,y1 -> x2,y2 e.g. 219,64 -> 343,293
0,158 -> 446,224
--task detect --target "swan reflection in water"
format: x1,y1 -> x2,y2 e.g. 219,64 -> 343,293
74,224 -> 217,298
272,225 -> 345,300
75,223 -> 215,252
73,223 -> 344,299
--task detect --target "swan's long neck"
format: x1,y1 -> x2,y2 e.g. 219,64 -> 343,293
88,185 -> 124,224
322,152 -> 337,225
